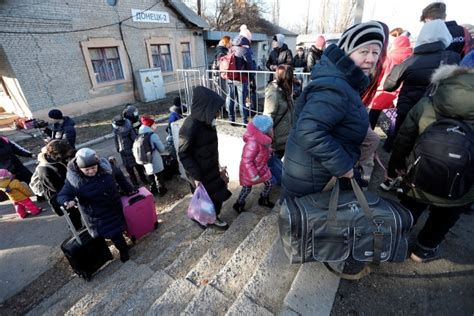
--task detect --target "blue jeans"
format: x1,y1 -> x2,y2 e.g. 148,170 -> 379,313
226,80 -> 249,124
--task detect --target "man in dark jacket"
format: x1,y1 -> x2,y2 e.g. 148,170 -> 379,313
282,22 -> 385,198
306,35 -> 326,72
112,115 -> 148,187
420,2 -> 472,58
293,47 -> 307,71
266,34 -> 293,81
383,19 -> 460,152
179,86 -> 232,229
48,109 -> 76,148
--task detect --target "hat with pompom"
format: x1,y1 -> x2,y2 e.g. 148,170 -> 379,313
252,115 -> 273,134
239,24 -> 252,41
315,35 -> 326,48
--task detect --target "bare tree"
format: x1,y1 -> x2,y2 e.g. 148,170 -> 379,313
271,0 -> 280,25
316,0 -> 330,34
198,0 -> 267,31
314,0 -> 357,34
334,0 -> 357,32
303,0 -> 311,34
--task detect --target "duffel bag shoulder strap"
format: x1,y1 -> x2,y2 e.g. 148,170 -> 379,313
323,262 -> 373,281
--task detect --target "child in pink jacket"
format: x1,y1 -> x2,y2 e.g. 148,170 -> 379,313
0,169 -> 42,219
233,115 -> 274,213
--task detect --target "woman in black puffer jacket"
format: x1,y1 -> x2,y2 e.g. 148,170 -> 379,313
58,148 -> 135,262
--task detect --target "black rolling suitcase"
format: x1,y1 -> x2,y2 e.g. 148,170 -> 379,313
60,205 -> 112,281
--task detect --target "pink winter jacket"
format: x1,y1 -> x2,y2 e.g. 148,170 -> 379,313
239,123 -> 273,186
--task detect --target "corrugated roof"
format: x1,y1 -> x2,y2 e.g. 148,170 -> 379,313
164,0 -> 209,29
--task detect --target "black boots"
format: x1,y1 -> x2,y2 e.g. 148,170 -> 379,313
119,249 -> 130,262
234,196 -> 274,212
258,195 -> 275,208
233,201 -> 246,213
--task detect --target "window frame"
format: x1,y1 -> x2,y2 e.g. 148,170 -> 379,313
180,41 -> 192,69
80,38 -> 131,89
150,43 -> 174,72
145,37 -> 176,75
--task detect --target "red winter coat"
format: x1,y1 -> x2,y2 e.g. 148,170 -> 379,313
369,36 -> 413,110
239,123 -> 273,186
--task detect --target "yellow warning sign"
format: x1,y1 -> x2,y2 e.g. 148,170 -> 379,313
145,77 -> 151,82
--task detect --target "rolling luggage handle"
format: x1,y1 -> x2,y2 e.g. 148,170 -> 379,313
60,199 -> 83,246
128,194 -> 146,205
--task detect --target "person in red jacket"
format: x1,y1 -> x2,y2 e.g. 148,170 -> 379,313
368,35 -> 413,129
233,115 -> 274,213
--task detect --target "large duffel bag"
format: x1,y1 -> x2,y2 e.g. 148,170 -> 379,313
279,179 -> 413,277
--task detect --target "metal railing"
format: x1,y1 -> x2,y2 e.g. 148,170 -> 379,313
176,68 -> 312,126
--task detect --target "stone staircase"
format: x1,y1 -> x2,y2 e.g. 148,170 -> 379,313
27,182 -> 340,315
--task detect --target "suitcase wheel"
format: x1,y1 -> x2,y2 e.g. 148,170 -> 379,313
154,222 -> 159,230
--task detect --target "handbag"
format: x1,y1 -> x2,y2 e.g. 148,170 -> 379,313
187,184 -> 216,226
279,179 -> 413,279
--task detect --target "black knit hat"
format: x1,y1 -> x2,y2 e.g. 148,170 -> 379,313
337,21 -> 385,55
48,109 -> 63,120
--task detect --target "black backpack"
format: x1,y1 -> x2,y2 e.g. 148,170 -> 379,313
405,118 -> 474,199
132,132 -> 153,164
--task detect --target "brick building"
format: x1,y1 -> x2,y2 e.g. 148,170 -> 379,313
0,0 -> 208,118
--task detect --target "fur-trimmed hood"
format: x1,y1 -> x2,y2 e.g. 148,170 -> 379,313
66,157 -> 112,187
429,65 -> 474,121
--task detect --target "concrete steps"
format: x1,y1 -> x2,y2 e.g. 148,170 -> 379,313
226,237 -> 300,314
281,262 -> 340,315
28,185 -> 342,315
144,211 -> 261,314
184,211 -> 279,314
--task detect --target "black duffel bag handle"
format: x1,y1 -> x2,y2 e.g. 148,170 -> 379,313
324,178 -> 381,280
327,178 -> 373,224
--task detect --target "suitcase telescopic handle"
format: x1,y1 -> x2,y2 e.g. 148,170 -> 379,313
129,194 -> 145,205
61,199 -> 82,245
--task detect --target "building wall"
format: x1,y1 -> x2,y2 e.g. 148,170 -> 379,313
0,0 -> 206,117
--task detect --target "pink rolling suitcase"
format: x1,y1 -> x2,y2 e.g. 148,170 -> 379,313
121,187 -> 158,242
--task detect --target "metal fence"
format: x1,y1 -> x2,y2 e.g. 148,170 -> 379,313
175,68 -> 311,126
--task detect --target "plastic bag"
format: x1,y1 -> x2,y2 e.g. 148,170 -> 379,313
187,184 -> 216,226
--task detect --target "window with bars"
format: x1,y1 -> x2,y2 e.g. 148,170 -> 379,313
181,42 -> 192,69
151,44 -> 173,72
88,47 -> 124,83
